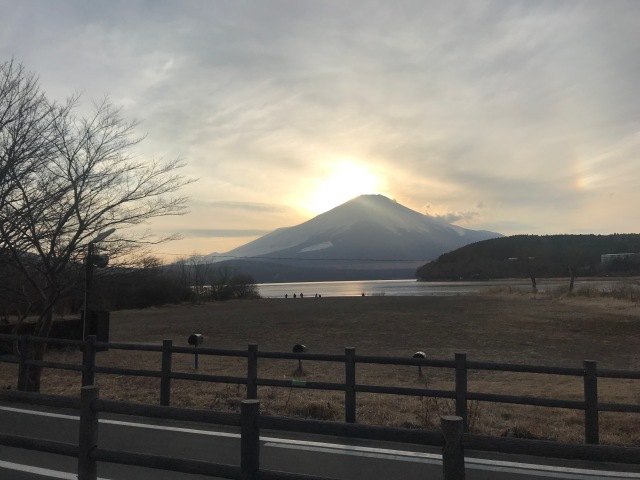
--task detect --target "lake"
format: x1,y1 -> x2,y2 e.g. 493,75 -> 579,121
256,278 -> 625,298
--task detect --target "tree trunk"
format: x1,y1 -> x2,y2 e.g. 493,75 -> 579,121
22,307 -> 54,392
568,267 -> 575,292
22,342 -> 45,392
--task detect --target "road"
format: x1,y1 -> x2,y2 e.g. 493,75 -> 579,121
1,402 -> 638,479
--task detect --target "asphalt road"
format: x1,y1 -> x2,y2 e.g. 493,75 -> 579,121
1,402 -> 638,480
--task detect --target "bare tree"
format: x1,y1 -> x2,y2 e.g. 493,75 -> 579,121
208,264 -> 259,301
0,60 -> 193,391
166,256 -> 193,300
0,60 -> 59,209
1,59 -> 62,332
228,273 -> 259,299
0,253 -> 36,327
1,60 -> 64,261
190,253 -> 213,300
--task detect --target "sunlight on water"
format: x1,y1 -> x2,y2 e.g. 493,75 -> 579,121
256,278 -> 598,298
258,278 -> 619,298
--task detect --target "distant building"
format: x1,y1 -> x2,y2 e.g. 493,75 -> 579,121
601,253 -> 640,265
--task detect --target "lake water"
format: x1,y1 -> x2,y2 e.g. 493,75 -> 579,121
256,278 -> 624,298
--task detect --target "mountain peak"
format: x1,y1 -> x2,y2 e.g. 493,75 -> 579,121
318,194 -> 414,222
349,193 -> 394,203
342,193 -> 398,209
207,195 -> 502,266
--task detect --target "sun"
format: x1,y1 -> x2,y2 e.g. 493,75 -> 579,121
304,160 -> 383,215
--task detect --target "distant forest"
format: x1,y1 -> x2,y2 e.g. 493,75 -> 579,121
416,234 -> 640,281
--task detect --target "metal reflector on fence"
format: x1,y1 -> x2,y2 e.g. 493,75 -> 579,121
188,334 -> 204,369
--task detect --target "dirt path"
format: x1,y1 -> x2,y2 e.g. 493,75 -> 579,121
110,294 -> 640,369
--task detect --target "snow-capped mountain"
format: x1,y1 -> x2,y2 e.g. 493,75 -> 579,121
203,195 -> 502,282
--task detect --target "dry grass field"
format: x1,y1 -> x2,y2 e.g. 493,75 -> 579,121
2,291 -> 639,446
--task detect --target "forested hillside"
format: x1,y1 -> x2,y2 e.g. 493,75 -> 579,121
416,234 -> 640,281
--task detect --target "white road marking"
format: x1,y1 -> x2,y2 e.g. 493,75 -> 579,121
265,442 -> 441,464
0,459 -> 112,479
0,405 -> 77,421
2,405 -> 639,479
469,456 -> 640,478
0,405 -> 241,438
264,438 -> 441,462
99,418 -> 240,438
265,442 -> 640,479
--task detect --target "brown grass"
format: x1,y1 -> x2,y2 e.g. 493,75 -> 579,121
1,293 -> 639,445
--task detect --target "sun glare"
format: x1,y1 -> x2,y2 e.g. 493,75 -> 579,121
305,161 -> 382,215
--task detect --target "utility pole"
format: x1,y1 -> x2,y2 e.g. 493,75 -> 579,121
82,228 -> 115,340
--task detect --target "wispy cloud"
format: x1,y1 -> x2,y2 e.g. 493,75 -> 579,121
207,201 -> 290,213
179,229 -> 272,238
2,0 -> 639,254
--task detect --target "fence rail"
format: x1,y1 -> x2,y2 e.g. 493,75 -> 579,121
1,333 -> 639,448
0,385 -> 638,480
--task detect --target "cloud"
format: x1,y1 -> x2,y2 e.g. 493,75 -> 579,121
437,211 -> 481,224
2,1 -> 640,253
207,201 -> 290,213
179,229 -> 272,238
423,203 -> 480,224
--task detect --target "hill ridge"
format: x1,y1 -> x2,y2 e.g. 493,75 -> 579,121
202,194 -> 503,282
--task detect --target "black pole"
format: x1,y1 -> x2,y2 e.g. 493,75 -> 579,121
345,347 -> 356,423
81,335 -> 96,387
247,344 -> 258,400
584,360 -> 599,444
83,243 -> 94,341
241,400 -> 260,480
441,415 -> 465,480
78,385 -> 99,480
455,353 -> 468,432
160,339 -> 172,406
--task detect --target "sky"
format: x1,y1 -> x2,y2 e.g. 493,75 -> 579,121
2,1 -> 639,259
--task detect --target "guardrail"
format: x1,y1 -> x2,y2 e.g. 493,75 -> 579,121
1,333 -> 639,449
1,386 -> 638,480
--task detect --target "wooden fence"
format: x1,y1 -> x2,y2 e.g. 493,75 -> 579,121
0,333 -> 639,478
0,385 -> 452,480
1,385 -> 639,480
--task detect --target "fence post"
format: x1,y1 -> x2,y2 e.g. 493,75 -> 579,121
441,415 -> 465,480
345,347 -> 356,423
17,335 -> 30,391
247,344 -> 258,400
241,399 -> 260,480
455,353 -> 468,432
583,360 -> 599,445
160,339 -> 173,406
82,335 -> 96,387
78,385 -> 99,480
